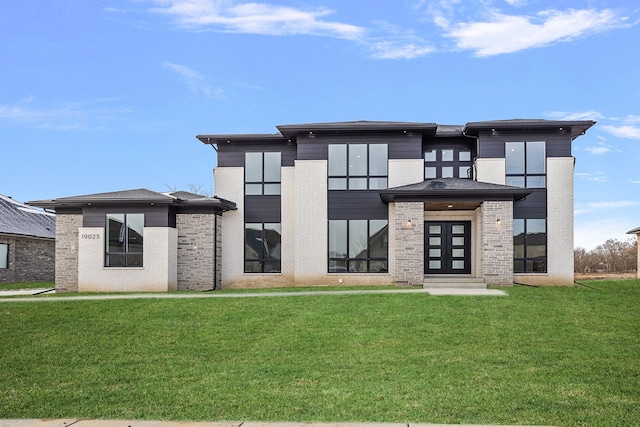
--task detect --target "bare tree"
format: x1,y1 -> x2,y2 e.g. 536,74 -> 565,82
575,238 -> 637,274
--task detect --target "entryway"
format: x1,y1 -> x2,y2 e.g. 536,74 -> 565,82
424,221 -> 471,274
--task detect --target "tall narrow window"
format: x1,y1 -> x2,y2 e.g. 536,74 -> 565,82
105,213 -> 144,267
245,152 -> 281,195
506,141 -> 545,188
513,218 -> 546,273
245,222 -> 281,273
328,219 -> 388,273
424,148 -> 473,179
328,144 -> 387,190
0,243 -> 8,269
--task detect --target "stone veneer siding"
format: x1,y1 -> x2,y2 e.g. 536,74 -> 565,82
394,201 -> 424,286
176,213 -> 216,291
54,214 -> 81,292
481,200 -> 513,285
0,236 -> 55,284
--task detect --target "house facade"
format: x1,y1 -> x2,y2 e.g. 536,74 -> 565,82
0,194 -> 56,284
198,119 -> 595,288
627,226 -> 640,278
29,190 -> 235,292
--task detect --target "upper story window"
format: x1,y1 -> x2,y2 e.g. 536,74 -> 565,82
0,243 -> 8,269
105,213 -> 144,267
505,141 -> 545,188
328,144 -> 388,190
424,148 -> 473,179
245,152 -> 281,195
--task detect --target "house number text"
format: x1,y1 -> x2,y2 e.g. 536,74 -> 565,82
81,234 -> 101,240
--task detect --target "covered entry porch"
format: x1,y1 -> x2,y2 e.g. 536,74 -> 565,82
379,178 -> 531,287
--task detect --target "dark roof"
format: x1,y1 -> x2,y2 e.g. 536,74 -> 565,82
464,119 -> 596,139
0,194 -> 55,239
379,178 -> 532,204
627,226 -> 640,235
198,119 -> 595,145
276,120 -> 438,137
28,189 -> 236,212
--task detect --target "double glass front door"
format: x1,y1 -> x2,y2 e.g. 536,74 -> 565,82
425,221 -> 471,274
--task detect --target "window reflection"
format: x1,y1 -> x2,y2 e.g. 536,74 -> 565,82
328,219 -> 388,273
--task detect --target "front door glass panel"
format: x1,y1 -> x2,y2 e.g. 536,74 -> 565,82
425,221 -> 471,274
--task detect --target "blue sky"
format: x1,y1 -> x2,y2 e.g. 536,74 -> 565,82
1,0 -> 639,249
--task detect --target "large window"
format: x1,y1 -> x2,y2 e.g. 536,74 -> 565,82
328,144 -> 388,190
0,243 -> 8,269
513,218 -> 546,273
245,222 -> 281,273
105,214 -> 144,267
328,219 -> 388,273
506,141 -> 546,188
424,148 -> 473,179
245,152 -> 281,195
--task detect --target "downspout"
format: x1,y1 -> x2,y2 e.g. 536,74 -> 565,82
213,212 -> 218,290
462,129 -> 479,181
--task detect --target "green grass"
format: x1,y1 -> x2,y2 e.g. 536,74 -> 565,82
1,280 -> 639,426
0,281 -> 54,290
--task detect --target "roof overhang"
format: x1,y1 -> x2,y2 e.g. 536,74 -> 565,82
277,120 -> 438,137
29,189 -> 236,212
626,226 -> 640,235
464,119 -> 596,139
379,178 -> 533,208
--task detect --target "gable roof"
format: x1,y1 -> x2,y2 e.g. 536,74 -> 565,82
627,226 -> 640,235
28,189 -> 236,211
0,194 -> 55,239
379,178 -> 532,204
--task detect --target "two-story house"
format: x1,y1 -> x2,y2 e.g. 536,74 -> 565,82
198,119 -> 594,288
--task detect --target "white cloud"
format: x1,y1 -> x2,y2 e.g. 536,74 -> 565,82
587,201 -> 640,210
150,0 -> 365,40
575,217 -> 638,250
162,61 -> 224,98
369,41 -> 435,59
545,110 -> 604,121
601,124 -> 640,140
504,0 -> 526,6
0,97 -> 132,130
575,172 -> 607,182
584,145 -> 611,155
444,8 -> 625,56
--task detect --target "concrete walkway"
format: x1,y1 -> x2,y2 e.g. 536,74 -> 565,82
0,420 -> 555,427
0,288 -> 506,302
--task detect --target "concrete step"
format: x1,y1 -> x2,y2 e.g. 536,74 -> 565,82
423,277 -> 487,289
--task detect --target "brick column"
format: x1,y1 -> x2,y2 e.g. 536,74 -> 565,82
394,202 -> 424,286
176,213 -> 215,291
481,201 -> 513,285
55,214 -> 82,292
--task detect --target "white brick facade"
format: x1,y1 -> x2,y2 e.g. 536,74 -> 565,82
77,227 -> 177,292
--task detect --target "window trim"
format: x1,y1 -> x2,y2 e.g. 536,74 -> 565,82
244,222 -> 282,274
424,147 -> 473,179
0,243 -> 8,269
245,152 -> 281,196
505,141 -> 546,188
328,219 -> 389,273
328,143 -> 388,190
513,218 -> 547,273
104,213 -> 144,268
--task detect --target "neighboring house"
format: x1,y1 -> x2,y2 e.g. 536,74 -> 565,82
29,189 -> 235,292
198,119 -> 595,288
0,194 -> 56,284
627,227 -> 640,278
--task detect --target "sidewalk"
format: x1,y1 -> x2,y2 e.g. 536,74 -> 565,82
0,288 -> 506,302
0,420 -> 556,427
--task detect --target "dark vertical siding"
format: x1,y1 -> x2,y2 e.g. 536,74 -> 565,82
477,131 -> 573,158
328,191 -> 388,219
217,141 -> 296,167
244,196 -> 281,222
297,134 -> 423,161
513,190 -> 547,218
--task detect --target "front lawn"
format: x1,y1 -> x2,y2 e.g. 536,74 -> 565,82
1,280 -> 638,426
